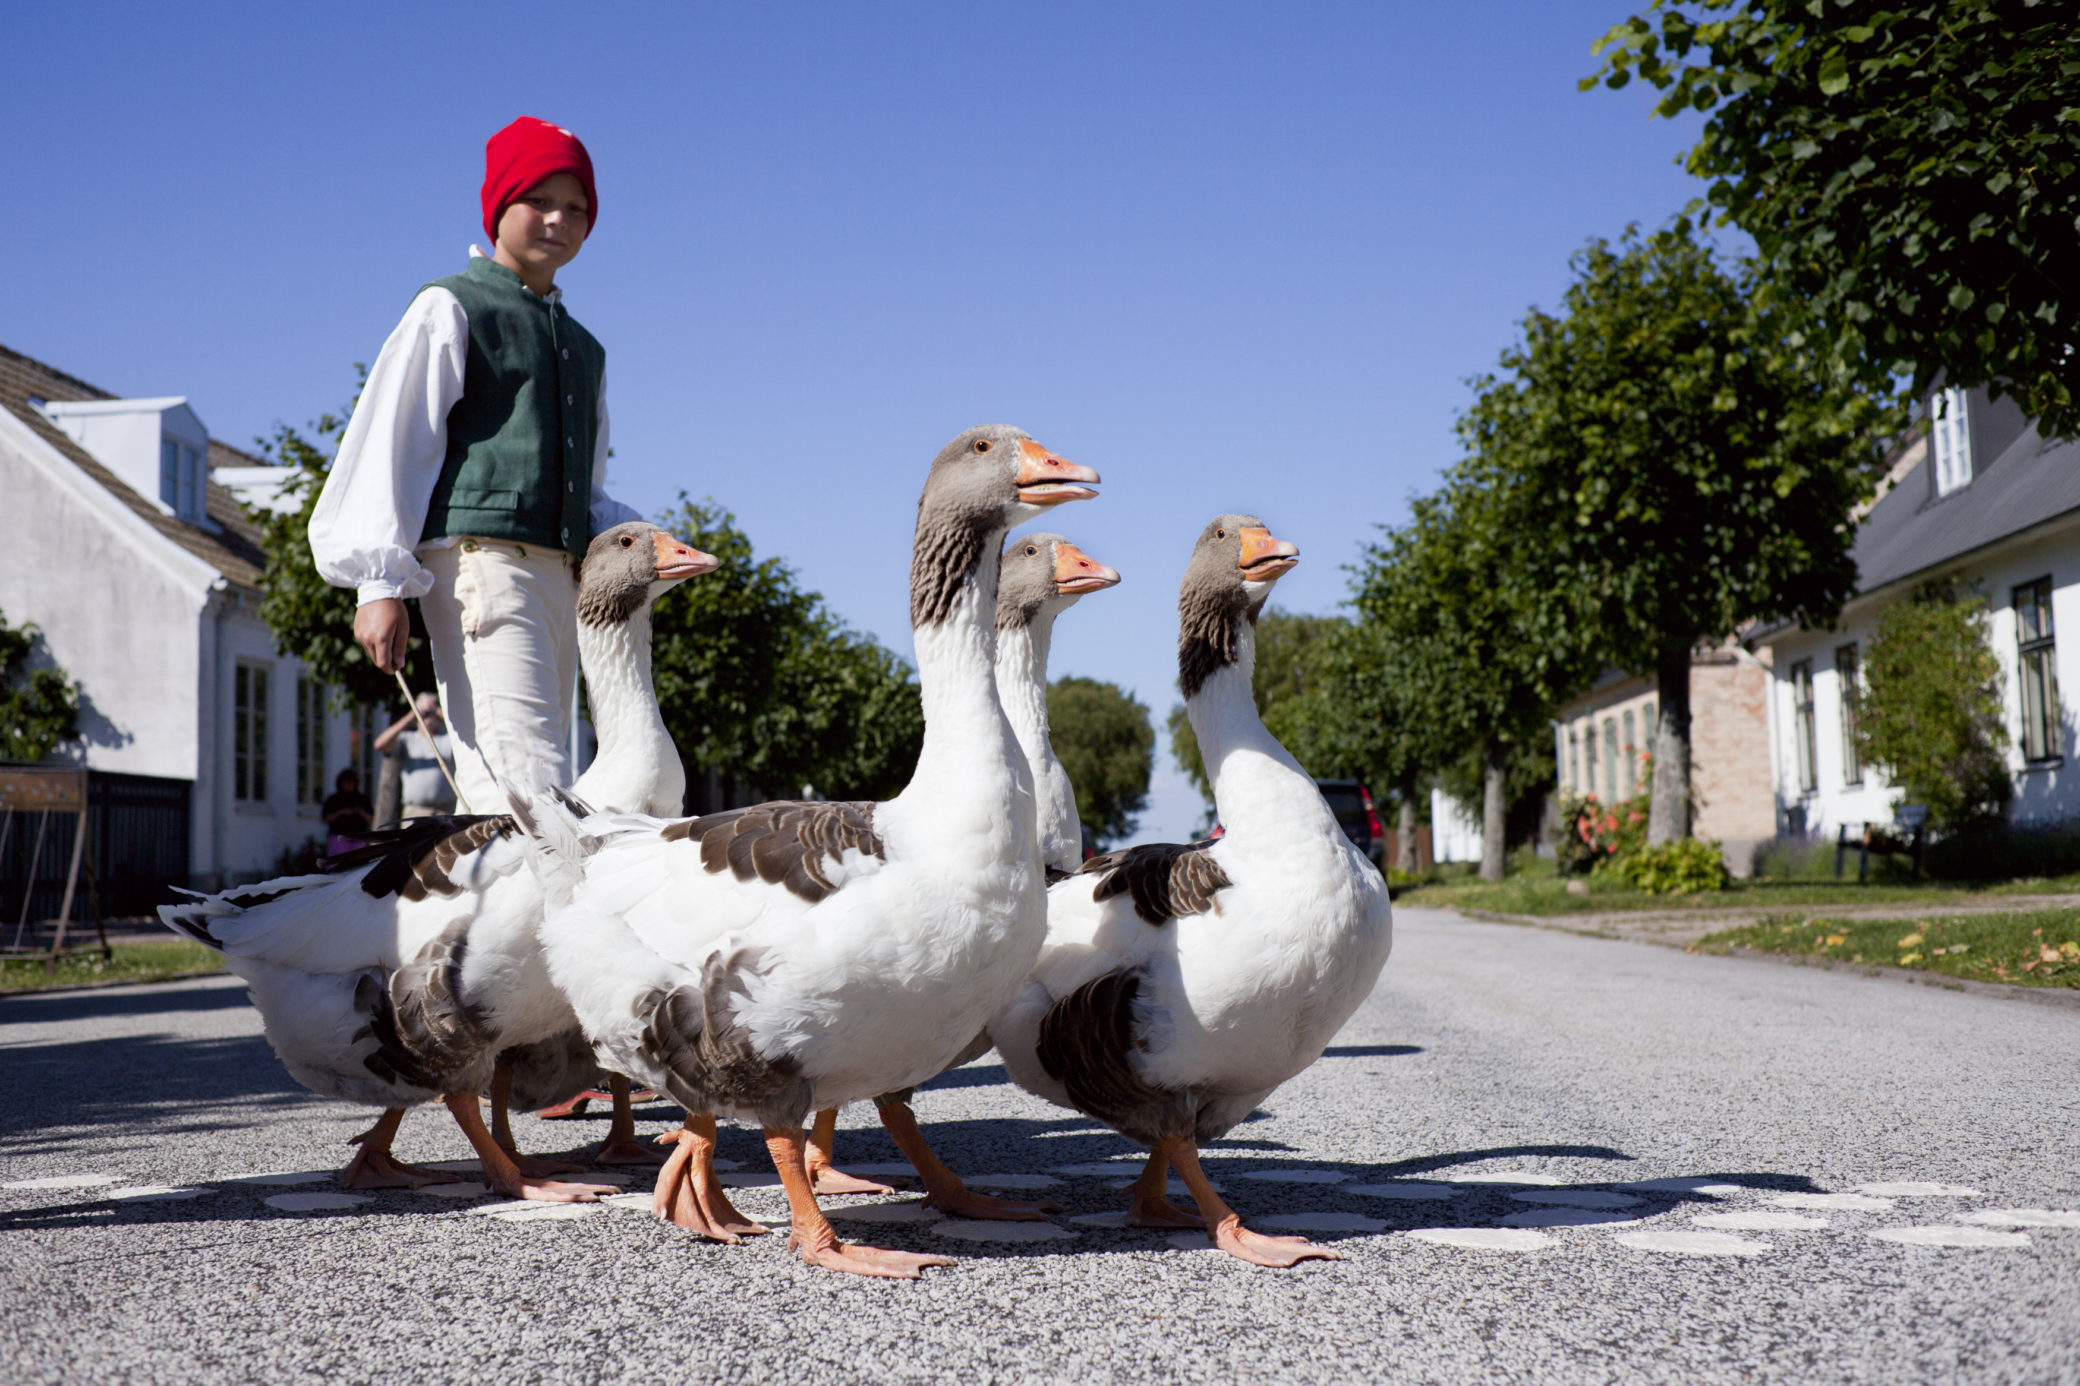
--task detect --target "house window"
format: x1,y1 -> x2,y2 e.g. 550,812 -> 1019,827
1622,710 -> 1638,796
234,662 -> 270,803
1835,644 -> 1863,786
1567,728 -> 1580,792
352,703 -> 380,790
1791,660 -> 1817,794
1932,388 -> 1972,496
159,437 -> 202,519
1602,716 -> 1619,801
296,677 -> 327,805
2015,577 -> 2061,763
1583,723 -> 1598,798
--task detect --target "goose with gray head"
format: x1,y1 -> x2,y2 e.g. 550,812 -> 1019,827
513,425 -> 1101,1278
990,515 -> 1393,1265
802,531 -> 1122,1205
158,522 -> 718,1201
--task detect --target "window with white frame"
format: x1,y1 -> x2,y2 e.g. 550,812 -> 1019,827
1835,644 -> 1863,786
1567,728 -> 1580,792
296,676 -> 327,805
1602,716 -> 1619,801
1583,723 -> 1598,797
1621,710 -> 1638,795
1931,388 -> 1972,496
2015,577 -> 2061,763
159,437 -> 204,520
1791,660 -> 1817,794
234,662 -> 270,803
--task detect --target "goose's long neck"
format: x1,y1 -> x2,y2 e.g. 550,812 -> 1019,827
902,524 -> 1027,824
1187,619 -> 1324,843
996,612 -> 1077,870
572,607 -> 684,815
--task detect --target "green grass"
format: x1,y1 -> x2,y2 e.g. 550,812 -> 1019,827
1394,860 -> 2080,918
1692,909 -> 2080,988
0,938 -> 224,992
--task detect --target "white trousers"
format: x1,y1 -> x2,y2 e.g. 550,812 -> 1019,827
416,539 -> 579,813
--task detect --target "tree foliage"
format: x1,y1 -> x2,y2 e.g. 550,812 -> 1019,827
249,403 -> 435,709
1858,579 -> 2012,832
1457,225 -> 1889,840
1045,676 -> 1154,847
1590,0 -> 2080,436
649,497 -> 924,804
0,609 -> 81,762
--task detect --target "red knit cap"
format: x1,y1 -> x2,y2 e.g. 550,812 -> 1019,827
481,116 -> 598,242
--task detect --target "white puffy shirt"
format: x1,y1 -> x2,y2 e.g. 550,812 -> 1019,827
308,250 -> 643,604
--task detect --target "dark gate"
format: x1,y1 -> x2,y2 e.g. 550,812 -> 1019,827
0,766 -> 191,927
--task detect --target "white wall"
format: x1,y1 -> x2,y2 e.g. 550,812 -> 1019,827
1768,524 -> 2080,835
1430,787 -> 1482,864
0,414 -> 210,783
41,397 -> 210,525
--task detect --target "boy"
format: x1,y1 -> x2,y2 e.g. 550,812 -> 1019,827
310,115 -> 639,810
306,117 -> 658,1188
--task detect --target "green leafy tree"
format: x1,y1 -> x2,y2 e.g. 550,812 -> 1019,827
1045,676 -> 1154,848
1590,1 -> 2080,436
650,497 -> 923,805
1459,226 -> 1890,845
1858,579 -> 2011,831
1168,608 -> 1343,804
1352,473 -> 1593,880
0,609 -> 81,762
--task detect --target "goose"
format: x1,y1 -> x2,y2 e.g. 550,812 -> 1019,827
991,516 -> 1393,1266
158,521 -> 717,1201
513,425 -> 1099,1277
804,532 -> 1122,1202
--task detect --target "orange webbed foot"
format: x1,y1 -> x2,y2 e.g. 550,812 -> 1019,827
1211,1214 -> 1342,1267
500,1150 -> 588,1178
810,1166 -> 899,1196
922,1187 -> 1061,1221
340,1124 -> 447,1189
652,1128 -> 769,1242
1123,1192 -> 1204,1228
593,1134 -> 670,1167
788,1229 -> 955,1280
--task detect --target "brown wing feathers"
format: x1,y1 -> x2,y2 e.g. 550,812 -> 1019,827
633,949 -> 813,1128
1081,840 -> 1231,925
1036,970 -> 1198,1145
664,802 -> 883,903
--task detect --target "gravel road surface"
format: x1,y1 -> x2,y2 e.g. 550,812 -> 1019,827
3,907 -> 2075,1386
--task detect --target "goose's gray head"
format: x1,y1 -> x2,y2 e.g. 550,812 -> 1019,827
1176,514 -> 1300,699
576,521 -> 720,627
996,532 -> 1122,631
913,426 -> 1101,627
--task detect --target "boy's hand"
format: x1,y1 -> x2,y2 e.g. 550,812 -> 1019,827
354,599 -> 410,674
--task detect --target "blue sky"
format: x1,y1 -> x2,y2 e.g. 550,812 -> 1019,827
6,2 -> 1707,843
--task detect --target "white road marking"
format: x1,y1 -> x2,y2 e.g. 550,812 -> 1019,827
1051,1161 -> 1143,1177
106,1186 -> 208,1202
1857,1182 -> 1982,1197
217,1172 -> 332,1187
1165,1232 -> 1215,1251
1617,1230 -> 1771,1256
825,1200 -> 936,1223
264,1192 -> 371,1212
480,1202 -> 603,1222
1109,1176 -> 1221,1196
1407,1227 -> 1555,1250
1871,1226 -> 2030,1248
1499,1208 -> 1641,1228
3,1174 -> 122,1190
1510,1190 -> 1643,1208
832,1162 -> 917,1178
414,1182 -> 490,1199
962,1173 -> 1063,1189
1236,1169 -> 1351,1184
1256,1211 -> 1386,1232
1694,1211 -> 1829,1230
932,1219 -> 1076,1242
1962,1208 -> 2080,1228
1446,1171 -> 1568,1185
1767,1193 -> 1896,1211
1617,1178 -> 1744,1195
1344,1182 -> 1459,1201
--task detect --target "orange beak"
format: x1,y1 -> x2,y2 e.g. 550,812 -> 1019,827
1052,541 -> 1121,595
1237,526 -> 1299,580
1014,438 -> 1101,506
652,531 -> 721,580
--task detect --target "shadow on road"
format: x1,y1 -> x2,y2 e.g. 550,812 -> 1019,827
0,1031 -> 308,1154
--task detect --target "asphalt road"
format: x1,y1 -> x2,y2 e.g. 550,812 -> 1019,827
3,908 -> 2076,1386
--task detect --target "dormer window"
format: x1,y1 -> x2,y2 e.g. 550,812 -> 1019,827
161,438 -> 203,520
1932,387 -> 1972,496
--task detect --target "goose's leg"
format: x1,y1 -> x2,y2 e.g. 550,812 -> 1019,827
1163,1138 -> 1338,1267
443,1092 -> 616,1203
340,1107 -> 446,1189
487,1063 -> 587,1176
1121,1147 -> 1201,1228
767,1126 -> 953,1280
651,1115 -> 767,1241
874,1095 -> 1060,1220
805,1106 -> 897,1195
594,1075 -> 669,1166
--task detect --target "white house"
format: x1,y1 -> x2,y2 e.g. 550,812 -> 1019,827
1,342 -> 377,901
1757,384 -> 2080,839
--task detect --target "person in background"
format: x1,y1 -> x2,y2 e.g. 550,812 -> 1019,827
320,768 -> 373,857
375,693 -> 457,820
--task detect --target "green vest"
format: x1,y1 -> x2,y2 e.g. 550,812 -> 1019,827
419,256 -> 604,553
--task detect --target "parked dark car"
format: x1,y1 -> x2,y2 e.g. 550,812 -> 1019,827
1206,779 -> 1386,872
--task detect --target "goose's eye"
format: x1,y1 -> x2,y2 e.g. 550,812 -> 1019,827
1024,546 -> 1038,557
619,536 -> 634,548
974,439 -> 993,453
1216,528 -> 1226,539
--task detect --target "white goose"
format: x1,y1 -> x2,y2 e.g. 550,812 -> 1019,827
158,522 -> 717,1201
992,515 -> 1393,1266
515,425 -> 1100,1278
802,532 -> 1122,1207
